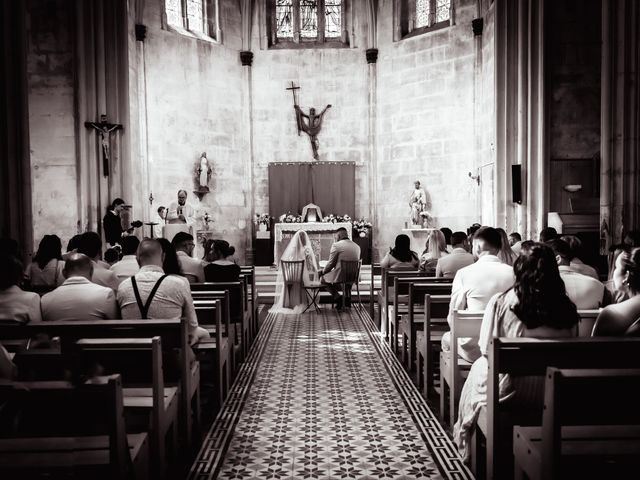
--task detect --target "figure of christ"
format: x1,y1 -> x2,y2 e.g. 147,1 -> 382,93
409,180 -> 428,226
84,115 -> 123,177
295,104 -> 332,160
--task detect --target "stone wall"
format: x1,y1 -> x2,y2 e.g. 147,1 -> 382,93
26,0 -> 77,251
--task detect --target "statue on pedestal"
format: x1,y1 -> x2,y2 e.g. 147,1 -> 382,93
196,152 -> 212,192
409,180 -> 431,227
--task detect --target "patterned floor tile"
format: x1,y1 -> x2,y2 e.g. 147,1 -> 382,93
189,306 -> 472,480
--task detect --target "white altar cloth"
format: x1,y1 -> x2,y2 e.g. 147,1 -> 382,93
273,222 -> 352,266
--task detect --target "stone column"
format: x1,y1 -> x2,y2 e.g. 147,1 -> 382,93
365,0 -> 379,261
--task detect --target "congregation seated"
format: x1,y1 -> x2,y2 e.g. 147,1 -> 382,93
419,229 -> 448,274
173,231 -> 205,283
593,246 -> 640,336
435,231 -> 473,278
24,234 -> 64,288
547,238 -> 604,309
104,247 -> 120,266
0,254 -> 41,324
442,226 -> 514,362
41,253 -> 118,321
561,234 -> 599,280
496,228 -> 517,266
77,231 -> 118,291
380,234 -> 419,270
110,235 -> 140,283
509,231 -> 522,255
453,242 -> 579,462
117,238 -> 209,345
158,237 -> 183,276
204,240 -> 240,282
440,227 -> 453,253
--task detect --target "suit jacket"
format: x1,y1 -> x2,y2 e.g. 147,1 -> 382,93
41,277 -> 118,321
103,210 -> 123,246
322,239 -> 361,284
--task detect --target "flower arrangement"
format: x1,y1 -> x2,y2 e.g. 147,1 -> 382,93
279,213 -> 302,223
322,214 -> 352,224
352,218 -> 373,237
255,213 -> 271,226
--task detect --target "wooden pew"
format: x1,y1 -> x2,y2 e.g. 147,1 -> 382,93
576,309 -> 599,336
0,320 -> 200,450
193,299 -> 231,407
369,263 -> 382,324
0,374 -> 149,479
439,310 -> 483,427
240,266 -> 258,341
415,293 -> 451,397
513,367 -> 640,480
396,279 -> 452,362
76,337 -> 179,479
475,337 -> 640,480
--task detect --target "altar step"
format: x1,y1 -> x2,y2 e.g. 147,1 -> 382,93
254,265 -> 380,305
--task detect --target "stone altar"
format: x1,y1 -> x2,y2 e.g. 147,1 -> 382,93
273,222 -> 352,266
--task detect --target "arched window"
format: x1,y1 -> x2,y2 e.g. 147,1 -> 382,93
164,0 -> 220,41
397,0 -> 452,39
268,0 -> 347,47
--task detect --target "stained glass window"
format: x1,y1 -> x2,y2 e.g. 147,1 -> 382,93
187,0 -> 204,33
300,1 -> 318,38
435,0 -> 450,23
415,0 -> 429,28
415,0 -> 450,29
165,0 -> 183,28
325,0 -> 342,38
276,0 -> 294,38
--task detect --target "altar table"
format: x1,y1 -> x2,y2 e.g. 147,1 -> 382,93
274,222 -> 352,266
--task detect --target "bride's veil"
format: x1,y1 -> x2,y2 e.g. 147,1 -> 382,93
271,230 -> 318,313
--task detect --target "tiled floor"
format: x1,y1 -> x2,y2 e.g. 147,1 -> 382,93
189,306 -> 472,480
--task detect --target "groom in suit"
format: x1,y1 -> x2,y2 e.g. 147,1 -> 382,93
320,227 -> 361,309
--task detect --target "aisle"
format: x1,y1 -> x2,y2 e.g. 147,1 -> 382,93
189,307 -> 472,480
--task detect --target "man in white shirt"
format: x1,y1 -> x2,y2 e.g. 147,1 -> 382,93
172,232 -> 205,283
167,190 -> 196,225
0,254 -> 42,324
110,236 -> 140,283
436,231 -> 474,278
443,226 -> 515,362
41,253 -> 118,321
77,231 -> 119,291
560,235 -> 600,280
509,232 -> 523,255
117,239 -> 209,345
548,239 -> 604,309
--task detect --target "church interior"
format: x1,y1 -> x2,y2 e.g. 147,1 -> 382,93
1,0 -> 640,479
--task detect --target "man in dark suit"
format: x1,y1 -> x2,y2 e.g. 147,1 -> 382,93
320,227 -> 361,309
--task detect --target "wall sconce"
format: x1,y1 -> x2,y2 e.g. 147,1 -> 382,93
468,171 -> 480,185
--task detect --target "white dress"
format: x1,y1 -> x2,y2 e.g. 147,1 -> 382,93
270,231 -> 320,314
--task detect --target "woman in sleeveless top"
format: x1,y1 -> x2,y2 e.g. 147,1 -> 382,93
25,235 -> 64,289
204,240 -> 240,283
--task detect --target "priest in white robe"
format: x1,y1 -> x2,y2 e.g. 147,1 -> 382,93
167,189 -> 196,225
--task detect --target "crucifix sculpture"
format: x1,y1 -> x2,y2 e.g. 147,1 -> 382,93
85,114 -> 123,177
287,82 -> 332,161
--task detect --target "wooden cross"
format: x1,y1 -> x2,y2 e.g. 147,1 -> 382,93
286,82 -> 301,135
84,114 -> 123,177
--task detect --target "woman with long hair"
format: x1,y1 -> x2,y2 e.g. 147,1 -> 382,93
25,235 -> 64,288
204,240 -> 240,282
453,241 -> 579,462
158,238 -> 183,277
419,229 -> 448,275
593,247 -> 640,336
496,227 -> 517,266
380,234 -> 419,269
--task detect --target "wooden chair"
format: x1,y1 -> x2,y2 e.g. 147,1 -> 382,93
439,310 -> 484,427
0,374 -> 149,479
76,337 -> 179,479
393,277 -> 452,355
280,260 -> 305,309
576,309 -> 600,336
474,337 -> 640,479
336,260 -> 362,308
415,293 -> 451,397
193,299 -> 230,407
513,367 -> 640,480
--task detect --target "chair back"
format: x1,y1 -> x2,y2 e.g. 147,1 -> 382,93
281,260 -> 304,286
340,260 -> 361,284
576,309 -> 600,337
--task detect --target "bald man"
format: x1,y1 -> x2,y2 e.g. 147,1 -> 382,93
117,239 -> 209,345
41,253 -> 118,321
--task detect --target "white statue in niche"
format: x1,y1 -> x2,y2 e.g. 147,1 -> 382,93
196,152 -> 212,192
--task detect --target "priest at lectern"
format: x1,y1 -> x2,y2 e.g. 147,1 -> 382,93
167,189 -> 196,225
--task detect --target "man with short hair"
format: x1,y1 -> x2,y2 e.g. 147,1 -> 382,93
443,226 -> 515,362
77,232 -> 119,291
509,232 -> 523,255
167,190 -> 196,225
547,239 -> 604,309
172,232 -> 205,283
117,239 -> 209,345
41,253 -> 118,321
320,227 -> 361,309
539,226 -> 558,243
436,231 -> 474,278
110,236 -> 140,283
561,234 -> 599,280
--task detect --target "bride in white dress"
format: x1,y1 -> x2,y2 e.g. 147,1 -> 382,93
270,230 -> 320,314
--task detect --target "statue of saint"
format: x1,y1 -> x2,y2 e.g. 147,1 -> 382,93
295,104 -> 331,160
196,152 -> 212,191
409,180 -> 429,226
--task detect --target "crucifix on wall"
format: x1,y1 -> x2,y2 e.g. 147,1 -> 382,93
286,82 -> 332,161
85,114 -> 123,177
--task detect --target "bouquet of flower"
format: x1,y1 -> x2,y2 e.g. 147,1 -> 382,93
255,213 -> 271,226
279,212 -> 302,223
322,214 -> 352,224
353,218 -> 372,237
